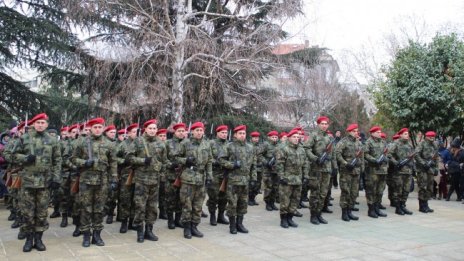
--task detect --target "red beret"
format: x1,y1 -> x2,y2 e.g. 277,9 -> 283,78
425,131 -> 436,137
267,130 -> 279,137
190,122 -> 204,131
392,134 -> 400,140
250,131 -> 260,137
279,132 -> 288,138
326,130 -> 333,135
79,123 -> 85,130
60,126 -> 69,132
216,125 -> 228,132
397,128 -> 408,135
17,121 -> 26,130
346,124 -> 359,132
233,125 -> 246,133
87,117 -> 105,127
104,125 -> 116,132
126,123 -> 138,132
369,126 -> 381,133
29,113 -> 49,124
380,133 -> 387,139
292,126 -> 302,132
173,123 -> 186,131
117,129 -> 126,135
143,119 -> 157,129
157,128 -> 167,135
287,129 -> 299,137
317,116 -> 329,124
68,124 -> 79,132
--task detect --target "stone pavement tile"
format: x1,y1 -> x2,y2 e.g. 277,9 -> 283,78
313,251 -> 347,260
243,251 -> 286,261
421,254 -> 460,261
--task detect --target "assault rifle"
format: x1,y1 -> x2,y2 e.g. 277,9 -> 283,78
317,139 -> 336,165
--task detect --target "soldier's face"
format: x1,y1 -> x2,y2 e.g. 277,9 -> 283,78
106,130 -> 116,139
251,137 -> 259,143
217,130 -> 228,140
289,135 -> 299,144
174,128 -> 185,139
157,134 -> 167,141
318,121 -> 329,132
33,120 -> 48,132
349,129 -> 358,138
234,130 -> 246,141
281,136 -> 288,142
145,124 -> 158,137
335,131 -> 341,137
401,132 -> 409,140
372,130 -> 382,139
91,124 -> 104,136
128,128 -> 138,139
71,129 -> 78,138
269,136 -> 278,142
118,134 -> 125,141
61,132 -> 68,139
192,128 -> 204,139
426,136 -> 435,141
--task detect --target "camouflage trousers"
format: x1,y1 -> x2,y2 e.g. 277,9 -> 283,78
279,184 -> 301,215
309,171 -> 331,212
165,179 -> 182,214
159,181 -> 166,213
417,171 -> 434,201
105,182 -> 118,216
339,172 -> 360,209
70,176 -> 81,217
263,172 -> 279,203
79,183 -> 108,232
20,187 -> 50,233
118,177 -> 135,220
392,174 -> 412,204
6,187 -> 19,212
365,173 -> 386,205
249,171 -> 263,199
226,184 -> 248,217
58,175 -> 73,214
180,183 -> 205,224
133,182 -> 158,226
206,174 -> 227,213
386,171 -> 394,202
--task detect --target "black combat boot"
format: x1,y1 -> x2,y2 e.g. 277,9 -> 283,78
91,230 -> 105,246
174,213 -> 184,228
60,213 -> 68,227
144,224 -> 158,241
321,205 -> 333,213
183,222 -> 192,239
375,203 -> 387,217
229,216 -> 237,234
293,210 -> 303,217
33,231 -> 46,251
209,210 -> 217,226
106,214 -> 114,224
301,195 -> 309,202
280,214 -> 289,228
347,209 -> 359,220
425,201 -> 434,213
341,208 -> 350,221
23,232 -> 34,252
265,201 -> 273,211
201,210 -> 208,218
82,230 -> 91,247
395,204 -> 405,215
271,201 -> 279,211
298,201 -> 308,209
217,210 -> 229,224
11,216 -> 21,229
50,206 -> 61,218
368,204 -> 378,218
378,203 -> 387,210
419,200 -> 428,213
191,223 -> 204,238
72,217 -> 81,237
120,218 -> 128,233
167,212 -> 175,229
18,229 -> 26,240
351,206 -> 359,211
401,202 -> 413,215
287,214 -> 298,228
128,218 -> 136,230
236,215 -> 249,233
310,210 -> 320,225
8,210 -> 16,221
137,225 -> 144,243
317,212 -> 328,224
159,207 -> 168,220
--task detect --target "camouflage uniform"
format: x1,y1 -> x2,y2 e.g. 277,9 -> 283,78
104,136 -> 119,223
364,136 -> 388,217
249,141 -> 263,205
158,137 -> 167,220
116,138 -> 135,231
335,135 -> 364,221
58,138 -> 78,226
261,140 -> 279,210
303,129 -> 335,223
207,138 -> 229,224
71,134 -> 117,234
386,140 -> 398,205
276,141 -> 308,227
414,140 -> 439,212
164,136 -> 184,228
387,139 -> 415,214
3,138 -> 24,231
127,134 -> 166,241
67,137 -> 82,236
219,139 -> 257,233
175,137 -> 212,233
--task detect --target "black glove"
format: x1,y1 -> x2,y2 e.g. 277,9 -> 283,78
186,156 -> 196,167
345,164 -> 354,171
110,181 -> 119,191
84,159 -> 95,168
279,178 -> 288,185
233,160 -> 241,170
250,180 -> 257,188
331,168 -> 338,177
302,178 -> 309,186
170,162 -> 179,170
25,154 -> 36,164
205,179 -> 212,188
144,157 -> 152,166
122,158 -> 130,166
423,164 -> 430,171
212,161 -> 221,168
48,181 -> 60,190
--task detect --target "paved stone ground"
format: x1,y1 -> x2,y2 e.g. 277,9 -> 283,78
1,188 -> 463,261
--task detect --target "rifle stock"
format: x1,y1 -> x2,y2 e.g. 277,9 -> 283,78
71,176 -> 80,193
11,177 -> 22,189
125,169 -> 134,186
219,173 -> 228,192
5,172 -> 12,187
173,166 -> 183,188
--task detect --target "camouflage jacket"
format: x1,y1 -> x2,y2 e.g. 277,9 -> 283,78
116,138 -> 133,176
13,129 -> 62,188
175,137 -> 213,185
3,137 -> 23,178
71,134 -> 117,185
304,129 -> 334,173
335,135 -> 364,175
415,140 -> 439,174
127,134 -> 166,185
364,137 -> 389,175
276,142 -> 309,185
219,139 -> 257,186
209,138 -> 228,176
165,136 -> 184,181
388,139 -> 415,175
251,141 -> 264,173
261,140 -> 279,174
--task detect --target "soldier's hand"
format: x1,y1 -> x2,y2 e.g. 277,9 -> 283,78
345,164 -> 354,171
144,157 -> 152,166
233,160 -> 241,169
110,181 -> 119,191
212,161 -> 220,168
205,179 -> 212,188
84,159 -> 95,167
122,158 -> 130,166
423,164 -> 430,171
170,162 -> 179,170
250,180 -> 257,189
25,154 -> 36,164
279,178 -> 288,185
186,156 -> 196,167
48,181 -> 60,190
